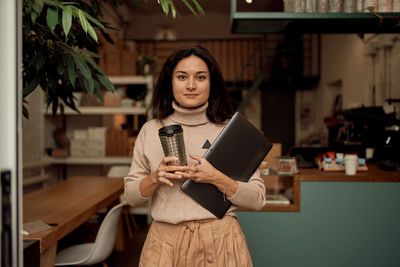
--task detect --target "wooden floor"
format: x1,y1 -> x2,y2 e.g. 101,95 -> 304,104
57,214 -> 150,267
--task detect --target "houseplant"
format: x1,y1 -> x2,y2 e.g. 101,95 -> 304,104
22,0 -> 204,118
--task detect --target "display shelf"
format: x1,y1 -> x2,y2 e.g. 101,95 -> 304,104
230,0 -> 400,33
44,105 -> 147,115
238,173 -> 300,212
47,156 -> 132,165
42,75 -> 153,179
108,75 -> 153,85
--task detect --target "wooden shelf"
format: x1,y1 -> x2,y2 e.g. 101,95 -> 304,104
47,156 -> 132,165
108,75 -> 153,85
230,0 -> 400,34
44,105 -> 147,115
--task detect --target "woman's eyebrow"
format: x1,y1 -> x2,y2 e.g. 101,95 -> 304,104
175,70 -> 208,74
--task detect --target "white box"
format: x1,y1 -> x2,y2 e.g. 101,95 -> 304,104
70,139 -> 88,156
73,129 -> 88,140
85,139 -> 105,156
88,127 -> 106,141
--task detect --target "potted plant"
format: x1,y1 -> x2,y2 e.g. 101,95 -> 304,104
22,0 -> 204,118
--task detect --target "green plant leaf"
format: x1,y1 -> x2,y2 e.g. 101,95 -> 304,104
79,49 -> 100,58
23,74 -> 42,98
170,0 -> 177,18
160,0 -> 169,15
84,56 -> 102,72
191,0 -> 205,15
83,77 -> 94,94
96,73 -> 115,92
67,57 -> 76,86
32,0 -> 43,13
34,51 -> 47,71
31,11 -> 38,24
78,9 -> 88,33
86,23 -> 98,42
93,79 -> 101,96
181,0 -> 198,17
73,57 -> 91,79
46,6 -> 58,31
95,87 -> 103,100
57,61 -> 64,75
62,5 -> 72,37
84,12 -> 105,29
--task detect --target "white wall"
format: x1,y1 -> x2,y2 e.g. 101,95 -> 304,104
0,0 -> 23,265
296,33 -> 400,145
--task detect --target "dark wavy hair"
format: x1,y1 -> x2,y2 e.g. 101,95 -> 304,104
148,46 -> 234,124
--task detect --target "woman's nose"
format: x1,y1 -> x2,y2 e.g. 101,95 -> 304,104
186,77 -> 195,91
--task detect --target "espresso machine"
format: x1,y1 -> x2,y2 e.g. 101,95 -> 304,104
328,104 -> 399,168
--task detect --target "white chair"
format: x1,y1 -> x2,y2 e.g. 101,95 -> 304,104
54,201 -> 126,267
107,165 -> 152,229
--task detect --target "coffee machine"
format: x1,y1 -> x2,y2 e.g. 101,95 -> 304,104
328,104 -> 399,167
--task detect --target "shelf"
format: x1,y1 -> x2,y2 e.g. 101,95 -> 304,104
108,75 -> 153,85
230,0 -> 400,33
47,156 -> 132,165
44,105 -> 147,115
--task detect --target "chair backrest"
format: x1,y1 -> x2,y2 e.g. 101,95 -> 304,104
84,201 -> 126,265
107,165 -> 130,178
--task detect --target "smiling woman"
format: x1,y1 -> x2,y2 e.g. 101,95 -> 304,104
172,55 -> 210,109
124,46 -> 265,266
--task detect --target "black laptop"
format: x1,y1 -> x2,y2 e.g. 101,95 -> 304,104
180,112 -> 273,218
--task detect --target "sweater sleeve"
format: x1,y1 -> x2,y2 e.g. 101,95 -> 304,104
227,168 -> 266,210
124,123 -> 152,207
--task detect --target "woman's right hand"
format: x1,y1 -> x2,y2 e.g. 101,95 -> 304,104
153,156 -> 186,187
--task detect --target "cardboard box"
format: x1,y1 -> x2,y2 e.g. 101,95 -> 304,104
106,129 -> 130,156
265,143 -> 282,171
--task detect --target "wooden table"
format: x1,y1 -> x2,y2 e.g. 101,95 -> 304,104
23,176 -> 124,267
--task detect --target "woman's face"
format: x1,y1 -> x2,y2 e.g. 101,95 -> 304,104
172,55 -> 210,108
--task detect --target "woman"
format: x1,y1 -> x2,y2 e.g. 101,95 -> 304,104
124,46 -> 265,266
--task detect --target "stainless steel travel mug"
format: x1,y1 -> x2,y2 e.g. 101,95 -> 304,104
158,125 -> 187,166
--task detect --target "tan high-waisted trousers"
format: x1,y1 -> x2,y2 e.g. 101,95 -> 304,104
139,215 -> 253,267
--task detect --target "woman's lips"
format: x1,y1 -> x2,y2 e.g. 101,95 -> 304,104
184,94 -> 198,98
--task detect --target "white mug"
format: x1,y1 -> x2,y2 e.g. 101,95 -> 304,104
344,155 -> 358,175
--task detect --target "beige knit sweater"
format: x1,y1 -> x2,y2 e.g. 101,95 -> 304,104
124,101 -> 266,224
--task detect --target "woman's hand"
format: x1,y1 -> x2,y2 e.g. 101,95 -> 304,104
178,154 -> 219,184
153,156 -> 186,187
177,154 -> 239,198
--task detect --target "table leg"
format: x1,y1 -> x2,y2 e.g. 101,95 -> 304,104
115,215 -> 125,252
40,244 -> 57,267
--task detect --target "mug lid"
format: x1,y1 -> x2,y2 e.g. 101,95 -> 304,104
158,124 -> 183,136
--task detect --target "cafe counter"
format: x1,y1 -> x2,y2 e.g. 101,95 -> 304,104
257,164 -> 400,212
237,164 -> 400,266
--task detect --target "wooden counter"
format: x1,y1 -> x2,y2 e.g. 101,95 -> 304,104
256,164 -> 400,212
297,164 -> 400,182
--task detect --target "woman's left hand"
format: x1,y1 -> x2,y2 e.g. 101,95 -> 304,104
176,154 -> 219,184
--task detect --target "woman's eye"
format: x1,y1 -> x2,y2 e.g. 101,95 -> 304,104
197,75 -> 206,80
177,75 -> 187,80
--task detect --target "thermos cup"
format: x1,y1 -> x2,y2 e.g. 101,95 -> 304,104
158,125 -> 187,166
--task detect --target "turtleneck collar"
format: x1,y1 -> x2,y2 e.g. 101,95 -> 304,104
168,101 -> 209,126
